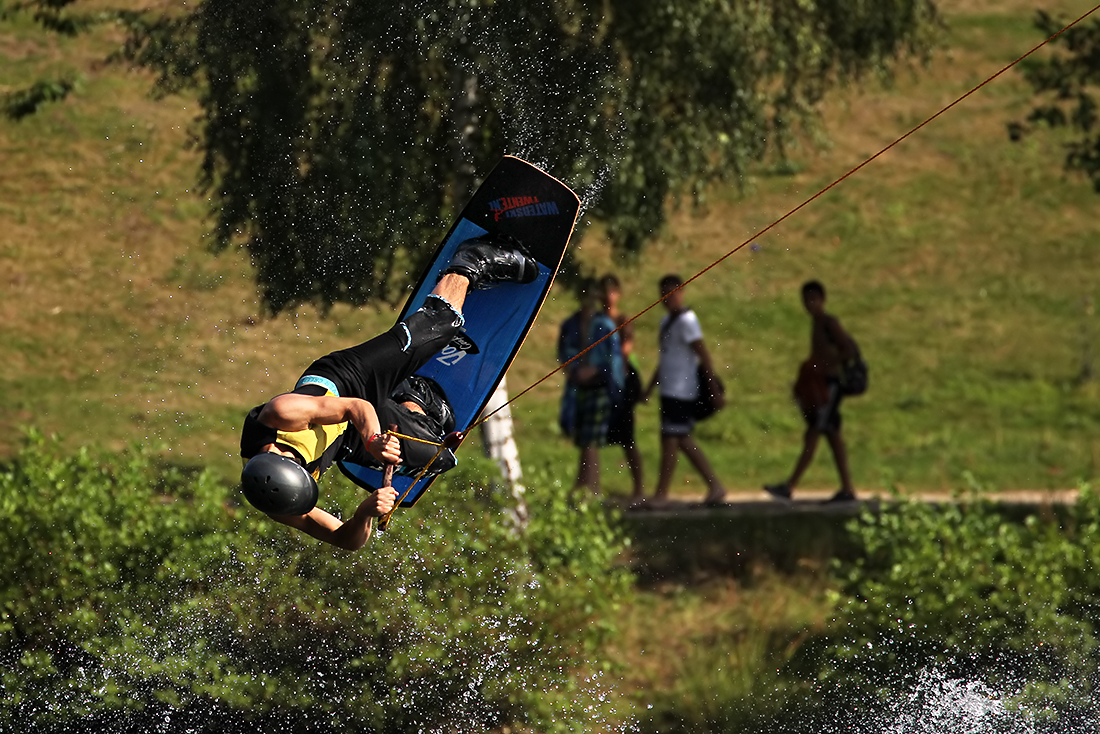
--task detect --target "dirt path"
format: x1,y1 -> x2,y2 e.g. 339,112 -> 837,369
616,488 -> 1082,515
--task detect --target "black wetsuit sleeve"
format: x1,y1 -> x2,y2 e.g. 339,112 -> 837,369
240,405 -> 278,459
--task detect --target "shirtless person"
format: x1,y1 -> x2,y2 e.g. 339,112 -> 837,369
765,280 -> 858,503
239,236 -> 538,549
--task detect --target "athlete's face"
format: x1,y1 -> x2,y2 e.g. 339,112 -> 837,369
661,284 -> 684,311
262,443 -> 301,461
601,283 -> 621,311
802,291 -> 825,316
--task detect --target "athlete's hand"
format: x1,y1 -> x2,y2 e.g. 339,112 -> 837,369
366,432 -> 402,465
368,486 -> 398,517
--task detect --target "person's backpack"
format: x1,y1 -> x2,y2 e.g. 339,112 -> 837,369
838,343 -> 868,397
694,365 -> 726,420
823,317 -> 868,397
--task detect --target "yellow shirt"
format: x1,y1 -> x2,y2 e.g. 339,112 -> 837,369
275,421 -> 348,479
240,386 -> 349,480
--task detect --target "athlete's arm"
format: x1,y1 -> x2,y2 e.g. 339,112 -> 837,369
619,319 -> 636,358
271,486 -> 398,551
825,316 -> 858,361
642,370 -> 659,401
691,339 -> 720,378
260,393 -> 379,432
258,394 -> 400,464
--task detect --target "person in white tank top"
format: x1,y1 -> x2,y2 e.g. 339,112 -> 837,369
640,274 -> 726,507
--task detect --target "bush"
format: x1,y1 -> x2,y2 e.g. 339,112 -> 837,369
815,479 -> 1100,727
0,433 -> 633,733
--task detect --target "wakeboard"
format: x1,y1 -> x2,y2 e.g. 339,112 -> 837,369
337,155 -> 580,513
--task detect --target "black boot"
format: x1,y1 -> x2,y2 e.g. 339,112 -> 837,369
443,235 -> 539,290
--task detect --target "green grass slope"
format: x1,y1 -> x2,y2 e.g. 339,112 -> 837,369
2,0 -> 1098,500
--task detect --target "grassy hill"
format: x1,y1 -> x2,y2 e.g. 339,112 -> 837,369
2,0 -> 1099,501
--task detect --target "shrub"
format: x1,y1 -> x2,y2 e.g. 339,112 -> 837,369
816,479 -> 1100,727
0,433 -> 633,733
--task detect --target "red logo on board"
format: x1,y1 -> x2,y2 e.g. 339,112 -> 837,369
488,196 -> 560,221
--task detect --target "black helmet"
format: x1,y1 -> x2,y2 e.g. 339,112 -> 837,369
241,453 -> 319,515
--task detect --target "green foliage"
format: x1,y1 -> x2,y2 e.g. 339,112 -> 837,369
1,0 -> 107,35
1,76 -> 78,120
0,436 -> 633,732
1012,11 -> 1100,189
0,430 -> 237,727
817,480 -> 1100,722
119,0 -> 939,314
636,613 -> 812,734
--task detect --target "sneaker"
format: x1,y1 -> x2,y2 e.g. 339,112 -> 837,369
443,235 -> 539,290
823,490 -> 858,504
764,482 -> 791,501
703,488 -> 727,507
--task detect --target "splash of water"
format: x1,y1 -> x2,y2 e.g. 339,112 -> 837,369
875,668 -> 1033,734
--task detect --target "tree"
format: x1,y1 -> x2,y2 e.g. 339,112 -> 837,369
1011,11 -> 1100,190
122,0 -> 941,314
117,0 -> 938,489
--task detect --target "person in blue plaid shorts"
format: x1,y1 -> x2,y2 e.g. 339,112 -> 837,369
558,282 -> 625,494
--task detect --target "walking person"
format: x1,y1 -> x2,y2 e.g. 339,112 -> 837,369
558,281 -> 625,494
765,280 -> 859,503
600,273 -> 645,501
642,274 -> 726,507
